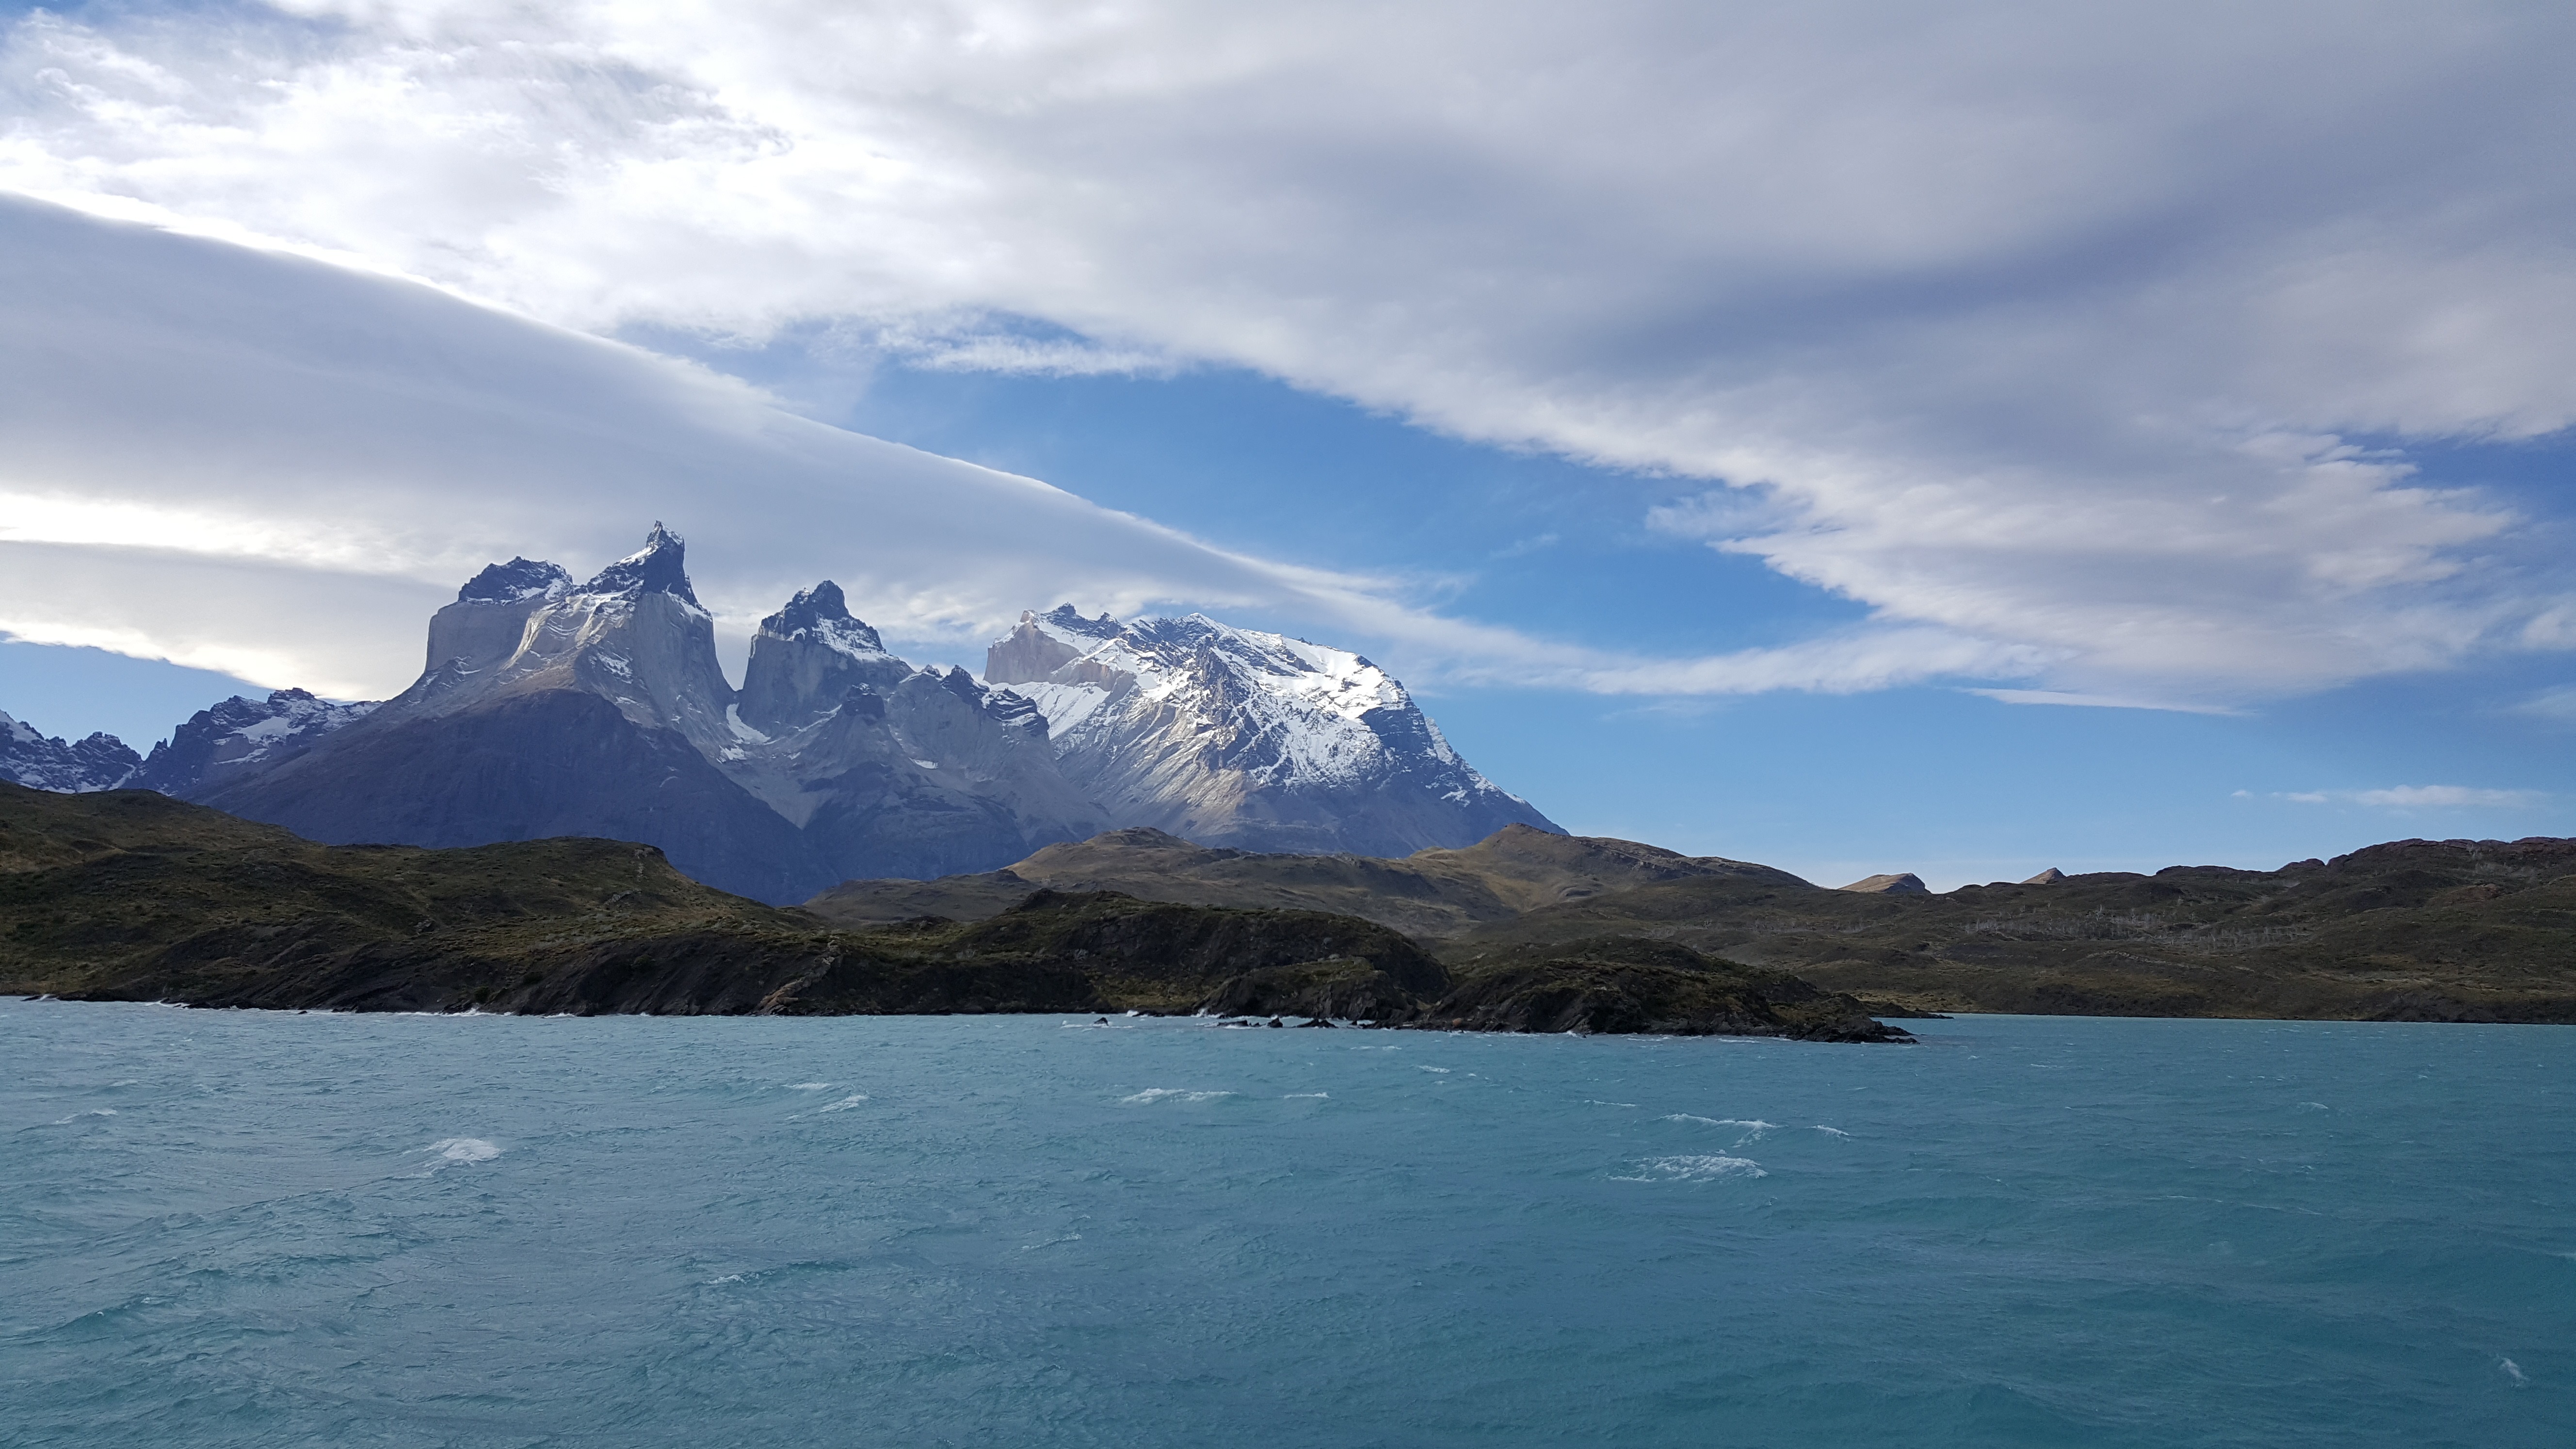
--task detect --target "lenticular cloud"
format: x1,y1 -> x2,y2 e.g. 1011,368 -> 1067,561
4,1 -> 2575,701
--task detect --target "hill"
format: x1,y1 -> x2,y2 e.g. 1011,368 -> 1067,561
813,824 -> 2576,1022
0,785 -> 1896,1039
807,823 -> 1801,937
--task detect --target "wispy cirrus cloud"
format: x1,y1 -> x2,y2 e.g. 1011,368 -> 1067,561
4,2 -> 2576,701
2254,786 -> 2544,809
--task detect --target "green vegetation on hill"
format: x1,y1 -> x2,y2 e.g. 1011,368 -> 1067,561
1439,841 -> 2576,1021
0,786 -> 1900,1040
815,821 -> 2576,1023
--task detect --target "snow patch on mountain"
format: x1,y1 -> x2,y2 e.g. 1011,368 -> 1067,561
984,606 -> 1555,855
0,709 -> 142,792
130,689 -> 375,796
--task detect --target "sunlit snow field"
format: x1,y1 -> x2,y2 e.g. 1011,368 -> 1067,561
4,1004 -> 2569,1447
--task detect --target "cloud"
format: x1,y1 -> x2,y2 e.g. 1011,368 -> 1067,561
2508,685 -> 2576,722
1967,689 -> 2241,716
2260,785 -> 2543,809
4,2 -> 2576,698
0,195 -> 2006,700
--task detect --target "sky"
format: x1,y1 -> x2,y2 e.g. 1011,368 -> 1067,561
2,0 -> 2575,888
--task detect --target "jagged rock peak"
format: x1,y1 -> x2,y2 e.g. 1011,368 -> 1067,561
1037,603 -> 1122,641
0,708 -> 141,792
761,581 -> 886,656
2023,867 -> 2067,885
456,557 -> 572,605
581,522 -> 699,606
133,689 -> 377,797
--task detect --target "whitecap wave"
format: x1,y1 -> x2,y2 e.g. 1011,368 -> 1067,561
1613,1155 -> 1767,1182
812,1094 -> 869,1113
49,1108 -> 117,1124
1120,1088 -> 1236,1104
426,1137 -> 500,1163
1811,1125 -> 1852,1138
786,1082 -> 831,1091
1284,1092 -> 1329,1099
1417,1066 -> 1451,1074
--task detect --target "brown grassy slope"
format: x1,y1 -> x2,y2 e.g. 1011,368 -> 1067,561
1445,837 -> 2576,1021
807,823 -> 1805,938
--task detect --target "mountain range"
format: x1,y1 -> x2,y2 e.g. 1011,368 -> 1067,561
0,526 -> 1556,902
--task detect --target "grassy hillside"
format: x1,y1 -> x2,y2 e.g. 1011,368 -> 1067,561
810,821 -> 2576,1023
0,786 -> 1898,1039
808,823 -> 1799,938
1445,838 -> 2576,1021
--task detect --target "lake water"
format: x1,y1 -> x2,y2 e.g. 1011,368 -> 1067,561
3,1003 -> 2569,1447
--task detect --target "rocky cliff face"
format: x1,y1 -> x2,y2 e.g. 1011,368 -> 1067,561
984,605 -> 1559,856
150,527 -> 1105,902
129,689 -> 375,797
724,582 -> 1106,881
0,710 -> 140,793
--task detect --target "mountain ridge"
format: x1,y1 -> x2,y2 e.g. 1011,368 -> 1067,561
2,527 -> 1557,903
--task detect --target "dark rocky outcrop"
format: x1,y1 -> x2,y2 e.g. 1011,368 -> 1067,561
1198,959 -> 1438,1022
1412,937 -> 1910,1041
937,888 -> 1449,1013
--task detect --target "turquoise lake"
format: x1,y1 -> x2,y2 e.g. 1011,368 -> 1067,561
4,1003 -> 2569,1447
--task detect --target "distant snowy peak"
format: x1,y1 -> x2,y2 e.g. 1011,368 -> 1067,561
737,579 -> 915,735
400,524 -> 738,757
0,708 -> 142,792
760,580 -> 888,659
456,557 -> 572,605
991,607 -> 1461,773
131,689 -> 375,796
580,521 -> 700,608
983,604 -> 1555,856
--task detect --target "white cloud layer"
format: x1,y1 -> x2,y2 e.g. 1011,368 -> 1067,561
5,2 -> 2576,700
0,196 -> 1980,700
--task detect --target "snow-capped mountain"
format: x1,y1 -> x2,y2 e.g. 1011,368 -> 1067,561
129,689 -> 375,796
723,580 -> 1105,880
0,710 -> 140,793
157,527 -> 1103,901
983,605 -> 1559,856
6,529 -> 1555,902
